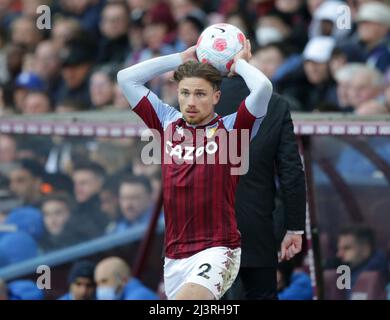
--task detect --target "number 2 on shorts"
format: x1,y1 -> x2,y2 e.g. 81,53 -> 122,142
197,263 -> 211,279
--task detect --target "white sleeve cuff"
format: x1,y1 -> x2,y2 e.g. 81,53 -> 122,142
287,230 -> 304,235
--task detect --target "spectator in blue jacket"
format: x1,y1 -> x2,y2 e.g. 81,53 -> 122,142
94,256 -> 158,300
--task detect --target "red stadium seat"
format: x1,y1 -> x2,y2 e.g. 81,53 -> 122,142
323,269 -> 347,300
350,271 -> 387,300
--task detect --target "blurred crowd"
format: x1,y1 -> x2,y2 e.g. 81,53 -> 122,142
0,0 -> 389,116
1,0 -> 390,300
0,133 -> 162,262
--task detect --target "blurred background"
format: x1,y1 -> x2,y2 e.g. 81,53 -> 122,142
0,0 -> 390,300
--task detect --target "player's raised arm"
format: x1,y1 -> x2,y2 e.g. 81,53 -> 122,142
230,40 -> 273,118
117,47 -> 197,109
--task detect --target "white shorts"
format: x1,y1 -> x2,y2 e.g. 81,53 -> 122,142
164,246 -> 241,300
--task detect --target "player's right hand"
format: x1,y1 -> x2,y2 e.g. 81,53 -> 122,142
180,46 -> 198,63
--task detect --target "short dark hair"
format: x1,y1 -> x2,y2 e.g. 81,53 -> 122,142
67,260 -> 95,285
339,225 -> 376,250
119,174 -> 152,194
73,161 -> 106,180
14,159 -> 45,179
41,192 -> 75,213
174,61 -> 222,90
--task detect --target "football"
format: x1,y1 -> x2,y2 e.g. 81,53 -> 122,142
196,23 -> 246,75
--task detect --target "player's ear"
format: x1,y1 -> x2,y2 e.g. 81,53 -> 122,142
213,90 -> 221,105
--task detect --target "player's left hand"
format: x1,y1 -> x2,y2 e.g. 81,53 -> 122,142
228,39 -> 252,77
279,233 -> 302,262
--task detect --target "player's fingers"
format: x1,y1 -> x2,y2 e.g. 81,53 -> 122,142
287,245 -> 294,260
293,244 -> 301,254
280,245 -> 286,261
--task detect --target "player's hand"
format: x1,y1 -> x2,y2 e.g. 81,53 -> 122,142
180,46 -> 198,63
228,39 -> 252,77
279,233 -> 302,262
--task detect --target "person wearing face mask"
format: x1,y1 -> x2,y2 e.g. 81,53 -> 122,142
94,256 -> 158,300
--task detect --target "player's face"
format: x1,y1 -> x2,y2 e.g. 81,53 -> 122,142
178,77 -> 221,126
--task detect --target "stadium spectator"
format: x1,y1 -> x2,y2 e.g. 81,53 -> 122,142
60,161 -> 108,242
175,14 -> 205,51
99,176 -> 120,227
4,43 -> 26,92
58,260 -> 96,300
57,32 -> 97,108
21,91 -> 52,114
33,40 -> 64,105
347,64 -> 385,113
89,68 -> 115,109
334,225 -> 389,295
109,175 -> 154,233
50,17 -> 83,51
138,1 -> 176,63
302,36 -> 338,111
339,2 -> 390,73
250,43 -> 288,81
225,11 -> 256,45
334,63 -> 360,110
168,0 -> 207,22
9,159 -> 45,207
97,1 -> 130,65
13,72 -> 46,113
10,16 -> 43,51
94,256 -> 158,300
309,0 -> 351,41
54,0 -> 104,34
39,193 -> 75,252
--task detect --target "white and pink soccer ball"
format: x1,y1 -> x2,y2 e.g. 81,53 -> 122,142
196,23 -> 246,75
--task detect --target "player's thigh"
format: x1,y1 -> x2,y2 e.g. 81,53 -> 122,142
175,282 -> 215,300
184,247 -> 241,300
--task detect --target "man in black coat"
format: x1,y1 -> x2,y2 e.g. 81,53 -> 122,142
216,75 -> 306,299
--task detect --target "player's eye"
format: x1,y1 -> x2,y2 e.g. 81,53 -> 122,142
181,91 -> 189,96
196,92 -> 205,97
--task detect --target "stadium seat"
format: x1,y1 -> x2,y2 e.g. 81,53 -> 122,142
323,269 -> 346,300
350,271 -> 387,300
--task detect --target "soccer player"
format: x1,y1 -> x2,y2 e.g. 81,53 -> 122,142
117,40 -> 272,300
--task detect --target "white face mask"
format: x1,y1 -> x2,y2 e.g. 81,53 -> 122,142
256,26 -> 284,46
96,286 -> 122,300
